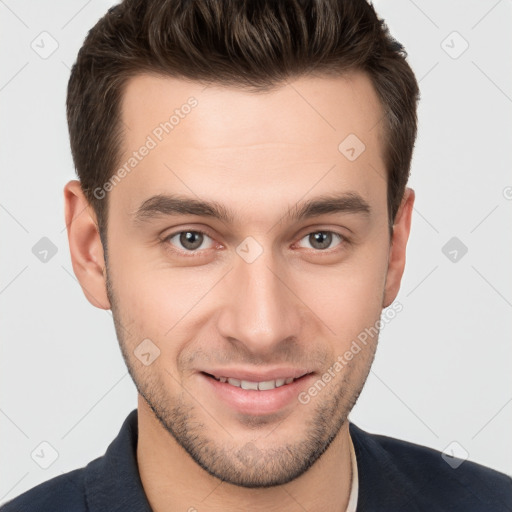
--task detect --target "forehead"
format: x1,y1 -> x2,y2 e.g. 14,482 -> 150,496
120,71 -> 385,151
112,72 -> 387,226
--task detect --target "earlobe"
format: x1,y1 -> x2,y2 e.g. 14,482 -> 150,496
382,187 -> 415,309
64,180 -> 111,310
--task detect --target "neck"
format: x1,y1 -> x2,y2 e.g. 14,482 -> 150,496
136,397 -> 353,512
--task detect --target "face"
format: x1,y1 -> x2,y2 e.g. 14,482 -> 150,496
68,71 -> 413,488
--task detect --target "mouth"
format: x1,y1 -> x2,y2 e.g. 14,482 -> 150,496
200,370 -> 315,416
202,372 -> 307,391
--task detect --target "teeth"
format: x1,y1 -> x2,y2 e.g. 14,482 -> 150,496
258,380 -> 276,390
241,380 -> 259,390
215,375 -> 299,390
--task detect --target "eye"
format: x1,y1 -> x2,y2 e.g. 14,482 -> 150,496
165,230 -> 215,252
296,231 -> 345,251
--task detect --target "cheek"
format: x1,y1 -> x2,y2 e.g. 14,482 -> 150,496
109,253 -> 225,363
115,274 -> 190,340
293,241 -> 389,343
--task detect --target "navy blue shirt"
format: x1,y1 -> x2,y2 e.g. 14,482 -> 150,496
1,409 -> 511,511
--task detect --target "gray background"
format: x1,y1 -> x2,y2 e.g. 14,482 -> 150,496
1,0 -> 511,504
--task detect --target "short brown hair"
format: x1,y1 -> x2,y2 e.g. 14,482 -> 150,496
67,0 -> 419,242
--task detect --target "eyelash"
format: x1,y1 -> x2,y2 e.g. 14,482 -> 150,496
161,229 -> 349,257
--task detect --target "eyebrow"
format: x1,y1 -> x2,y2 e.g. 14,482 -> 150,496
132,192 -> 371,225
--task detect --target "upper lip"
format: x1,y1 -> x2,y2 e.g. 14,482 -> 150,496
201,368 -> 312,382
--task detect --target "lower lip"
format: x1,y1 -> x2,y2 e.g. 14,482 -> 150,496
201,373 -> 315,416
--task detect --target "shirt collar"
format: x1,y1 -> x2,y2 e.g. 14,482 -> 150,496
84,409 -> 152,512
346,432 -> 359,512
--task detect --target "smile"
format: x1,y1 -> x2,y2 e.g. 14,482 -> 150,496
210,375 -> 301,390
200,370 -> 315,415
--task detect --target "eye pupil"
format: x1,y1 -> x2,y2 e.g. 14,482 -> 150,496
309,231 -> 332,250
180,231 -> 203,250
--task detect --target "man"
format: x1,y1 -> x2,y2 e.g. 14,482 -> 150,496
2,0 -> 510,511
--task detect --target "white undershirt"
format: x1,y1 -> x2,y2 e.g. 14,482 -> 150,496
345,433 -> 359,512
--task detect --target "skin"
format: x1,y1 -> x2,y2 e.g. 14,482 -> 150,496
64,71 -> 414,512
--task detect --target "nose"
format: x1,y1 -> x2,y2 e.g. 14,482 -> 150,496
216,246 -> 303,356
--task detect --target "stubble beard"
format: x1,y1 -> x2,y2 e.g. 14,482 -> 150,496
105,267 -> 376,488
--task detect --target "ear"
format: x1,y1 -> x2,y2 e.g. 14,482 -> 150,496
64,180 -> 111,310
382,187 -> 415,308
